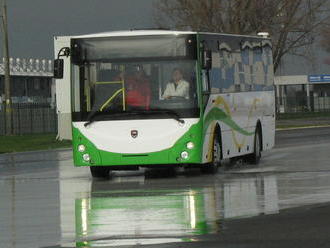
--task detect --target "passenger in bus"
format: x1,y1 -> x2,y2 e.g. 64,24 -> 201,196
162,68 -> 189,99
125,65 -> 151,110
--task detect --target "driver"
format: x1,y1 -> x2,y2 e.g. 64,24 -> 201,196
162,68 -> 189,99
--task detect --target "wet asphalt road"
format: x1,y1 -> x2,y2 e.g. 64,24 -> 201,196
1,127 -> 330,248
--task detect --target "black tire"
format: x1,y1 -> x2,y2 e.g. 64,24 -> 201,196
201,132 -> 221,174
248,129 -> 262,164
90,166 -> 111,178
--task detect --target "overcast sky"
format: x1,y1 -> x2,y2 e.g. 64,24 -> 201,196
1,0 -> 157,59
1,0 -> 329,75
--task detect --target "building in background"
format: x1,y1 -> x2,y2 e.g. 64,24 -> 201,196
0,58 -> 57,135
274,34 -> 330,113
0,58 -> 55,106
275,74 -> 330,113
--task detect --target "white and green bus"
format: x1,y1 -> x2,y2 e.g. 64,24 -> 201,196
54,30 -> 275,178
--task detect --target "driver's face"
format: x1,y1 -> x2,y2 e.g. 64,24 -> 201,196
172,70 -> 183,83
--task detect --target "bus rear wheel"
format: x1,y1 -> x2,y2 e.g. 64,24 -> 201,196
90,166 -> 111,178
201,133 -> 221,174
247,129 -> 261,164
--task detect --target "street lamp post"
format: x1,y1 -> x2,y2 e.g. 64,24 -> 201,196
1,0 -> 12,135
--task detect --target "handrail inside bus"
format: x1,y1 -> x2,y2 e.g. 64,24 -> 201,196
96,80 -> 126,111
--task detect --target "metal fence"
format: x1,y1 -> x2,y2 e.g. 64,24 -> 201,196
276,96 -> 330,113
0,103 -> 57,135
1,96 -> 329,135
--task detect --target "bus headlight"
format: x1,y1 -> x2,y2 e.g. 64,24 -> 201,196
78,144 -> 86,152
186,142 -> 194,149
181,151 -> 189,159
82,153 -> 90,162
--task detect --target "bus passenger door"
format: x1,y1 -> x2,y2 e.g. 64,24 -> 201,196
202,70 -> 210,107
201,49 -> 212,109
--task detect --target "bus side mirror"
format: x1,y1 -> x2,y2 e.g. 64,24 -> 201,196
53,59 -> 64,79
202,50 -> 212,70
54,47 -> 70,79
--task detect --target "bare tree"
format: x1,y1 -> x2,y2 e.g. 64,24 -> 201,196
154,0 -> 330,72
320,23 -> 330,64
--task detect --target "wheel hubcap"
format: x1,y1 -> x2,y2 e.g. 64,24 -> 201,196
213,139 -> 220,164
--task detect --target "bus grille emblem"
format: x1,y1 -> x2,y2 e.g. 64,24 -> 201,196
131,130 -> 138,138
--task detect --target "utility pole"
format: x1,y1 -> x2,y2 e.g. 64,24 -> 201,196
1,0 -> 11,135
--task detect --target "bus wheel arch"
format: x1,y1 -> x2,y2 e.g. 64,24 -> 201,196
214,124 -> 223,160
201,124 -> 222,174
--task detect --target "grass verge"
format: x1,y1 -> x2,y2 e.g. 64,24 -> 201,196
277,112 -> 330,120
276,124 -> 330,129
0,134 -> 72,154
276,112 -> 330,129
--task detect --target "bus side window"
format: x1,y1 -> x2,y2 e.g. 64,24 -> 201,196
252,47 -> 264,90
219,49 -> 235,93
262,46 -> 274,88
202,70 -> 210,93
209,52 -> 221,93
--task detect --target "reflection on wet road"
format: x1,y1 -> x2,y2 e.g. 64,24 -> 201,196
0,128 -> 330,247
72,174 -> 279,247
69,171 -> 330,247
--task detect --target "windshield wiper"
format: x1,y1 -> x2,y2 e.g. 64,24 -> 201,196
84,111 -> 126,127
84,111 -> 106,127
84,109 -> 184,127
84,111 -> 142,127
148,109 -> 185,124
84,110 -> 100,127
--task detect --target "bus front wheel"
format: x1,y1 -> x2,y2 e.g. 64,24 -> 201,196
201,133 -> 221,174
90,166 -> 111,178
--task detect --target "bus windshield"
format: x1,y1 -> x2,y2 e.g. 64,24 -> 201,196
71,59 -> 199,122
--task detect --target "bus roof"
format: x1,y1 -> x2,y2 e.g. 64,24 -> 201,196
68,30 -> 268,40
73,30 -> 196,38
